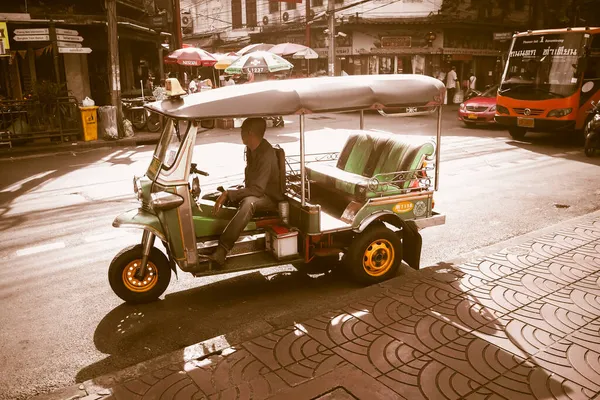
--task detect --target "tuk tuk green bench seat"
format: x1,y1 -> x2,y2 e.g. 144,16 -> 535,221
306,131 -> 435,201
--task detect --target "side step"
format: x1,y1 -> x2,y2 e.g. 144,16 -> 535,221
193,251 -> 303,277
197,233 -> 266,257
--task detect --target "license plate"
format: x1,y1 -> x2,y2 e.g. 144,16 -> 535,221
517,117 -> 534,128
468,114 -> 477,120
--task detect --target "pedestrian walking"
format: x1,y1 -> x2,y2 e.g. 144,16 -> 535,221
446,66 -> 458,104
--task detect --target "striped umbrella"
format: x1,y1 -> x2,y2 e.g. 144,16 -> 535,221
164,47 -> 217,67
224,51 -> 293,75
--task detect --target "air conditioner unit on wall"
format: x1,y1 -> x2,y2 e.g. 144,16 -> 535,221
181,12 -> 193,34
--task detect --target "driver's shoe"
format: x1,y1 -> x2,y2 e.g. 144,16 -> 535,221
206,245 -> 227,270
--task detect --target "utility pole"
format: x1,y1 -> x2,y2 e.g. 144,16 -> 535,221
173,0 -> 184,82
305,0 -> 311,47
327,0 -> 335,76
106,0 -> 123,134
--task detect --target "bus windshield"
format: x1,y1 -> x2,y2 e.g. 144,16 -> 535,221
500,32 -> 586,100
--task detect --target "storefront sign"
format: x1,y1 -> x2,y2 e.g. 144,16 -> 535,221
361,48 -> 433,55
0,22 -> 8,55
315,47 -> 352,57
381,36 -> 411,48
493,32 -> 513,41
14,28 -> 49,35
13,35 -> 50,41
58,47 -> 92,54
56,28 -> 79,36
442,48 -> 501,56
56,34 -> 84,42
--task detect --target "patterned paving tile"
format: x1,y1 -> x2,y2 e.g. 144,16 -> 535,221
482,360 -> 596,399
331,331 -> 423,378
423,294 -> 504,334
296,311 -> 378,349
420,265 -> 489,296
271,353 -> 348,387
494,270 -> 559,299
506,300 -> 592,338
558,250 -> 600,273
378,355 -> 484,400
342,293 -> 419,329
453,257 -> 525,282
428,333 -> 524,385
574,241 -> 600,259
381,311 -> 468,354
463,282 -> 537,315
543,286 -> 600,318
243,327 -> 328,370
565,319 -> 600,353
522,259 -> 591,283
185,347 -> 283,398
527,339 -> 600,392
383,280 -> 457,311
528,237 -> 577,260
569,272 -> 600,296
469,316 -> 561,360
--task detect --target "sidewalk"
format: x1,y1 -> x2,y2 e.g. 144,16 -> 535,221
0,130 -> 162,161
36,211 -> 600,400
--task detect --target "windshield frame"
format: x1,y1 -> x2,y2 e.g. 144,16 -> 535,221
500,31 -> 586,100
148,119 -> 192,179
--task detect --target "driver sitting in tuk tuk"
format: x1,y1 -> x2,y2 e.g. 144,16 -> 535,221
206,118 -> 284,268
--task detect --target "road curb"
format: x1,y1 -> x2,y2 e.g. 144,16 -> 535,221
32,209 -> 600,400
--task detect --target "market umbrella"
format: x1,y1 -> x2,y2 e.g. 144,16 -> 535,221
269,43 -> 312,56
236,43 -> 274,56
164,47 -> 217,67
292,47 -> 319,59
224,51 -> 293,75
213,53 -> 240,70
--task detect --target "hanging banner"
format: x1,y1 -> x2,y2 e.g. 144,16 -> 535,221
0,22 -> 9,55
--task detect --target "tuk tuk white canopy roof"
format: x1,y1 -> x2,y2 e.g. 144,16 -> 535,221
146,74 -> 446,120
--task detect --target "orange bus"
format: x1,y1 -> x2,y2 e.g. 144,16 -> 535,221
496,27 -> 600,140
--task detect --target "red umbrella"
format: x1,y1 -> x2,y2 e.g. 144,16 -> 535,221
165,47 -> 217,67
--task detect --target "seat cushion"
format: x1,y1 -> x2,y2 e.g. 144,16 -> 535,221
308,131 -> 435,201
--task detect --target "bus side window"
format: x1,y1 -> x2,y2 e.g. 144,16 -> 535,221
584,35 -> 600,80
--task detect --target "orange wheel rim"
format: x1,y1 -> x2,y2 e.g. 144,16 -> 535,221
122,260 -> 158,293
362,239 -> 395,277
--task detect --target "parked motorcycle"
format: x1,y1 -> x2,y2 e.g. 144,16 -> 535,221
584,100 -> 600,157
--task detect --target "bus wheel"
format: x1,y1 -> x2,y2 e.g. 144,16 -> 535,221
346,225 -> 402,285
108,245 -> 171,304
508,127 -> 527,140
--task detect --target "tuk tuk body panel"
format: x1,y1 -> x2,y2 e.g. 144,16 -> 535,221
351,194 -> 434,230
192,199 -> 257,238
113,208 -> 166,242
287,198 -> 321,235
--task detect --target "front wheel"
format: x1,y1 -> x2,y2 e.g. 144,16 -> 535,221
508,127 -> 527,140
108,244 -> 171,304
345,225 -> 402,285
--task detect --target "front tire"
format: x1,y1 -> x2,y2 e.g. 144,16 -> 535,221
508,127 -> 527,140
109,245 -> 171,304
345,225 -> 402,285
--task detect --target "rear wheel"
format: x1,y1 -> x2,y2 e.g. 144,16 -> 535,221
146,111 -> 162,132
108,245 -> 171,304
345,225 -> 402,285
508,127 -> 527,140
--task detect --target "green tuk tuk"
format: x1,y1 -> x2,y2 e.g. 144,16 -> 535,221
109,74 -> 446,303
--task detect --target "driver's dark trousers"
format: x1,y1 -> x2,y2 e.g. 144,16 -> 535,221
219,195 -> 277,252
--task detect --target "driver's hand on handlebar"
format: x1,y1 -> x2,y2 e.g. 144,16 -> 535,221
213,191 -> 228,215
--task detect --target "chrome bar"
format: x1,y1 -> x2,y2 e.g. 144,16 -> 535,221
299,114 -> 306,206
136,230 -> 155,280
435,104 -> 442,191
360,110 -> 365,129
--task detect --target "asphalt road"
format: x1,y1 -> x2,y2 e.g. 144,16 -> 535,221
1,109 -> 599,399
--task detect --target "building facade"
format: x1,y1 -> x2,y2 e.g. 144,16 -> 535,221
182,0 -> 531,89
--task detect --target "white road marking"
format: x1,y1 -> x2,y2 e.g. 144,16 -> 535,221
1,171 -> 56,193
84,231 -> 135,243
16,242 -> 66,257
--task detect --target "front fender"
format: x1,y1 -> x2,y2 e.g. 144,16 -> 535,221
113,208 -> 166,242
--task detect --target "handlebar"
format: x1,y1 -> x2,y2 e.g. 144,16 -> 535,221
190,163 -> 209,176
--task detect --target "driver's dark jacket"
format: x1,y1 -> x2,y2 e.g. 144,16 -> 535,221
227,139 -> 284,203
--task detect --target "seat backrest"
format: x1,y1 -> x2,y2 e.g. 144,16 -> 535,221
335,132 -> 374,175
274,146 -> 286,194
335,131 -> 434,184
